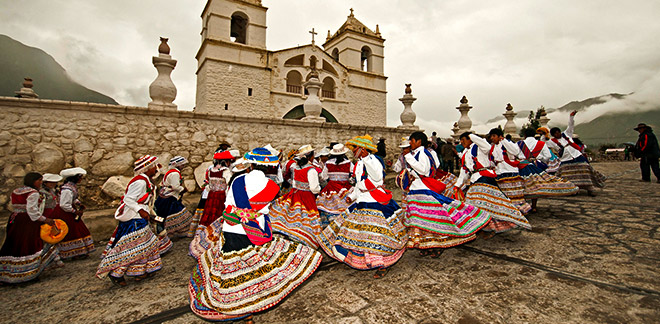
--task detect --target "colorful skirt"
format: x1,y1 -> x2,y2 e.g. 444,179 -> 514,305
189,235 -> 322,321
96,218 -> 162,278
436,171 -> 465,200
464,180 -> 531,233
319,200 -> 408,269
316,186 -> 353,227
269,190 -> 322,249
189,217 -> 223,261
404,189 -> 491,249
155,196 -> 194,238
519,164 -> 579,198
189,194 -> 207,237
556,156 -> 606,190
51,206 -> 96,259
495,173 -> 532,214
199,190 -> 226,229
0,213 -> 61,283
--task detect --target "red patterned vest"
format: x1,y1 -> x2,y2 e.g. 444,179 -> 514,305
293,165 -> 314,191
326,160 -> 351,182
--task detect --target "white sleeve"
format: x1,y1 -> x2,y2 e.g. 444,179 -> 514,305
565,114 -> 575,138
469,134 -> 492,154
364,156 -> 384,182
320,164 -> 329,181
307,168 -> 321,194
165,172 -> 184,193
59,189 -> 75,212
27,192 -> 46,222
405,151 -> 430,177
276,166 -> 284,185
456,167 -> 469,188
354,160 -> 367,192
502,140 -> 524,160
539,143 -> 552,163
123,181 -> 147,213
393,157 -> 403,173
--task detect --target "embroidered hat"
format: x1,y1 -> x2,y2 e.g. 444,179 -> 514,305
245,147 -> 279,165
134,155 -> 159,175
169,156 -> 188,168
263,144 -> 279,156
60,167 -> 87,179
231,158 -> 250,173
398,137 -> 411,148
536,127 -> 550,137
329,143 -> 350,155
317,147 -> 331,156
345,135 -> 377,153
243,170 -> 281,211
213,150 -> 234,160
40,219 -> 69,245
42,173 -> 63,183
296,144 -> 314,157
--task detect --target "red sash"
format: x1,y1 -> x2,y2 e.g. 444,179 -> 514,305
551,134 -> 582,152
117,175 -> 152,219
463,145 -> 496,178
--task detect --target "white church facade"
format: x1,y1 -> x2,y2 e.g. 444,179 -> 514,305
195,0 -> 388,126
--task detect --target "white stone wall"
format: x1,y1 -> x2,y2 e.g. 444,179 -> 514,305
0,97 -> 412,210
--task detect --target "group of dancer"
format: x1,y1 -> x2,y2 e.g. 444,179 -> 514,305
0,110 -> 606,322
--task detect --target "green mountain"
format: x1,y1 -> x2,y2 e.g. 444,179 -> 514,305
574,110 -> 660,147
0,34 -> 118,104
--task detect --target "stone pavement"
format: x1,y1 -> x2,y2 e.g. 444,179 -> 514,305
1,162 -> 659,323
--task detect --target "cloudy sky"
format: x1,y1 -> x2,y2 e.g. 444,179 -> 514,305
2,0 -> 659,136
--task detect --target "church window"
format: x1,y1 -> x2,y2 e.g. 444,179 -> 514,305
224,104 -> 228,110
321,77 -> 336,99
285,70 -> 303,94
230,12 -> 248,44
361,46 -> 372,72
331,48 -> 339,61
248,88 -> 252,96
322,60 -> 338,76
284,54 -> 304,66
309,55 -> 318,69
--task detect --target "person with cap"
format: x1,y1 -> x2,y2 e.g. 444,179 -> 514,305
0,172 -> 62,284
193,150 -> 234,235
262,144 -> 284,185
51,167 -> 96,259
188,149 -> 322,322
516,128 -> 579,212
400,131 -> 491,258
487,128 -> 532,215
96,155 -> 164,286
544,111 -> 606,195
40,173 -> 63,218
316,144 -> 354,226
633,123 -> 660,183
269,144 -> 322,249
318,134 -> 407,279
457,132 -> 531,235
215,141 -> 231,153
154,156 -> 194,239
376,137 -> 387,160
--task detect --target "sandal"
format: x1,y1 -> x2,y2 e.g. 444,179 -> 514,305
430,249 -> 444,259
134,273 -> 150,281
110,276 -> 127,287
419,249 -> 432,257
373,267 -> 389,279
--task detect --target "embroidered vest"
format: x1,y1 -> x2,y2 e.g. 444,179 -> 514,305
207,167 -> 227,192
293,165 -> 314,191
326,160 -> 351,182
11,186 -> 42,213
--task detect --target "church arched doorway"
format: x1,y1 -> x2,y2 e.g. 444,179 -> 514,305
282,105 -> 338,123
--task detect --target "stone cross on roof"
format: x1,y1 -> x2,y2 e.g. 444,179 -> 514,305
309,28 -> 317,45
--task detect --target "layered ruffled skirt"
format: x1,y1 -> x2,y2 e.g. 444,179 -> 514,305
316,185 -> 353,227
155,196 -> 194,238
464,180 -> 532,233
404,189 -> 491,249
96,218 -> 162,278
495,173 -> 532,214
519,164 -> 579,198
319,200 -> 408,269
50,206 -> 96,259
269,190 -> 322,249
556,156 -> 606,190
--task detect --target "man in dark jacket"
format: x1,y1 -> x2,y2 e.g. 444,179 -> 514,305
376,138 -> 387,159
634,123 -> 660,183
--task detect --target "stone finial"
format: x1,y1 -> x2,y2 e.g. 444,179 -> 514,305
456,96 -> 473,133
327,30 -> 332,41
375,24 -> 381,36
502,103 -> 518,137
398,83 -> 419,130
158,37 -> 170,55
538,105 -> 550,128
506,103 -> 513,111
451,122 -> 461,140
460,96 -> 468,104
15,77 -> 39,98
149,37 -> 178,110
301,73 -> 325,122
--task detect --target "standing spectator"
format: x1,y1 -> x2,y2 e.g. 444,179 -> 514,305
376,138 -> 387,160
430,132 -> 439,151
633,123 -> 660,183
624,147 -> 631,161
440,139 -> 458,173
455,141 -> 465,170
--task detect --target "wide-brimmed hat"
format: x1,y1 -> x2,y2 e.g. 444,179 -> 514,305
231,158 -> 250,173
213,150 -> 234,160
317,147 -> 331,157
60,167 -> 87,179
330,143 -> 350,155
296,144 -> 314,157
169,156 -> 188,168
40,219 -> 69,245
536,127 -> 550,137
229,149 -> 241,158
43,173 -> 63,183
346,135 -> 377,153
634,123 -> 649,131
133,155 -> 159,175
398,137 -> 410,148
245,147 -> 279,165
263,144 -> 279,156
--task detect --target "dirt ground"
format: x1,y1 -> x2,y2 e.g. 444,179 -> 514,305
1,161 -> 659,324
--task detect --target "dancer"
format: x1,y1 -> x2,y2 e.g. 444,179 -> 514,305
40,173 -> 62,218
191,151 -> 233,235
316,144 -> 354,226
319,135 -> 407,278
188,153 -> 321,322
154,156 -> 194,238
487,128 -> 532,214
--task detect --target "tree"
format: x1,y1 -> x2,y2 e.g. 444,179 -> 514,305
519,106 -> 545,137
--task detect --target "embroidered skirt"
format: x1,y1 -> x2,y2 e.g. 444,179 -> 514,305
556,156 -> 606,190
319,200 -> 408,269
464,180 -> 531,233
519,164 -> 579,198
403,189 -> 491,249
154,196 -> 194,238
495,173 -> 532,214
189,194 -> 207,237
50,206 -> 96,259
0,213 -> 61,283
189,217 -> 223,261
188,235 -> 322,321
199,190 -> 226,229
269,189 -> 322,249
316,187 -> 353,227
96,219 -> 162,278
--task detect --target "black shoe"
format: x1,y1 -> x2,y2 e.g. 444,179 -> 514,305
110,276 -> 127,286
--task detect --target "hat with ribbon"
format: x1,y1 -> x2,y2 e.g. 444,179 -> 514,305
345,135 -> 377,153
169,156 -> 188,168
214,150 -> 234,160
317,147 -> 331,157
398,137 -> 411,148
60,167 -> 87,179
329,143 -> 350,155
245,147 -> 279,165
43,173 -> 63,183
231,158 -> 250,173
634,123 -> 649,131
296,144 -> 314,157
133,155 -> 159,175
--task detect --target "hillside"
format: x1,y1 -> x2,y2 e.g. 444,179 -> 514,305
574,110 -> 660,146
0,34 -> 118,104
